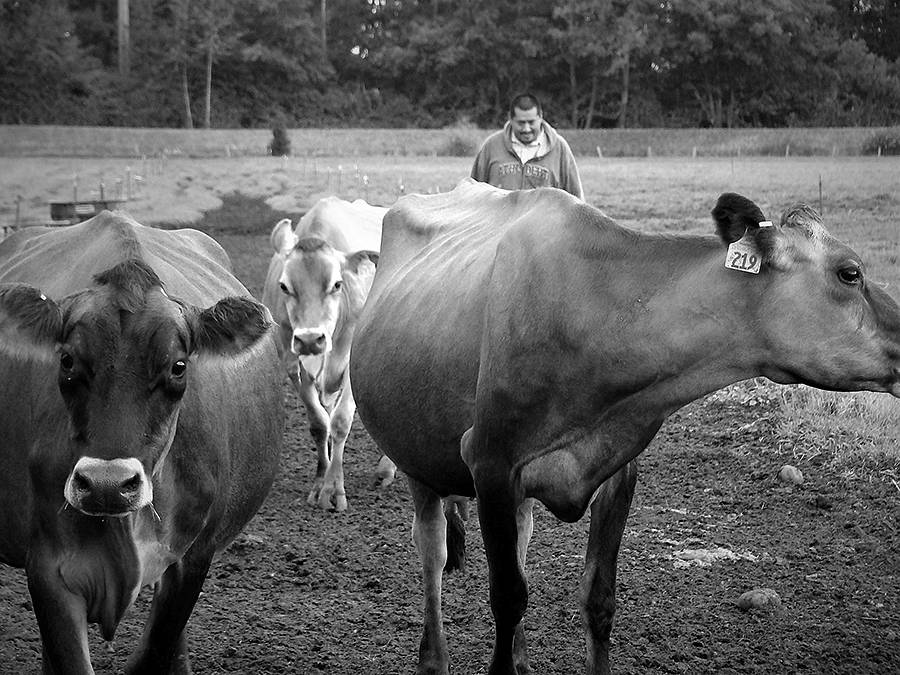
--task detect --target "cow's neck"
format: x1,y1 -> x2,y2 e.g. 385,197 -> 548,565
512,233 -> 769,521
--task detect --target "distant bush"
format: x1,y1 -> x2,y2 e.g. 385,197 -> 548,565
269,125 -> 291,156
861,130 -> 900,155
437,134 -> 477,157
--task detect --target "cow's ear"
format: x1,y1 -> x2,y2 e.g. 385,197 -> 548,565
270,218 -> 296,254
344,250 -> 379,274
712,193 -> 768,244
0,284 -> 63,360
192,296 -> 274,355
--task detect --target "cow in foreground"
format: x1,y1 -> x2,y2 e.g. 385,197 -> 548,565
351,179 -> 900,674
0,212 -> 284,674
262,196 -> 395,512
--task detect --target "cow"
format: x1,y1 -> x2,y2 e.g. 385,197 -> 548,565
350,179 -> 900,675
0,211 -> 284,674
262,196 -> 396,512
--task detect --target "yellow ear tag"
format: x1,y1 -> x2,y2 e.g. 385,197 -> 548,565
724,221 -> 772,274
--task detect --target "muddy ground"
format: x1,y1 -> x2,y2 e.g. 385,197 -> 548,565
1,222 -> 898,675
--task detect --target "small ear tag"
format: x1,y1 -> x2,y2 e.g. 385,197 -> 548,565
725,234 -> 762,274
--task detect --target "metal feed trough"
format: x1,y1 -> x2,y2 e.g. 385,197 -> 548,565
49,199 -> 128,225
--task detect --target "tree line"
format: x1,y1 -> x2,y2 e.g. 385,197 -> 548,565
2,0 -> 899,129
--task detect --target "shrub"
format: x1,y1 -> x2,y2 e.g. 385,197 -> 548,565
437,134 -> 476,157
269,125 -> 291,156
861,130 -> 900,156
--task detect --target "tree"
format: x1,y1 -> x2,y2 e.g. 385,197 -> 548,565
659,0 -> 838,127
0,0 -> 103,124
550,0 -> 661,128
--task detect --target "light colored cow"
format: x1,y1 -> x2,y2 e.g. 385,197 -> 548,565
0,211 -> 284,673
351,179 -> 900,675
262,196 -> 396,512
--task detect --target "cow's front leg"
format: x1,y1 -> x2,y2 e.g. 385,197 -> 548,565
316,379 -> 354,512
467,427 -> 531,675
27,554 -> 93,675
581,460 -> 637,675
408,477 -> 451,675
127,551 -> 214,675
298,366 -> 332,507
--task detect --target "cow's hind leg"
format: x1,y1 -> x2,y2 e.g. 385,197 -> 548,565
372,453 -> 398,488
126,553 -> 214,675
408,477 -> 451,675
580,460 -> 638,675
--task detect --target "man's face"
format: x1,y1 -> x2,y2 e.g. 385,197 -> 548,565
510,106 -> 542,144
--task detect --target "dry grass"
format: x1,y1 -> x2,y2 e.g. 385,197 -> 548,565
776,387 -> 900,481
2,125 -> 898,159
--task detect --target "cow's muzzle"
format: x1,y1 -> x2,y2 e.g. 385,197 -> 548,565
64,457 -> 153,517
292,328 -> 330,356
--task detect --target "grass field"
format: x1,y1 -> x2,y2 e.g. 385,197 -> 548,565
1,147 -> 899,477
2,124 -> 898,158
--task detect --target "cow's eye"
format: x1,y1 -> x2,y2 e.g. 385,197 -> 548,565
279,282 -> 290,295
837,265 -> 862,286
332,280 -> 343,293
60,351 -> 75,372
171,360 -> 187,378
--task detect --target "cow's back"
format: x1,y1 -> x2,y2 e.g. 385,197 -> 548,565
297,196 -> 386,253
0,211 -> 242,303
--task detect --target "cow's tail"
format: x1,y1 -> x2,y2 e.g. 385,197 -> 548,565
443,496 -> 469,573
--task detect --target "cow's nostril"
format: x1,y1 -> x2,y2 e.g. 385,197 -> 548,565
73,472 -> 91,492
121,474 -> 142,493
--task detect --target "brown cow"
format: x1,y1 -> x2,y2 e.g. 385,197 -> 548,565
262,196 -> 395,512
0,212 -> 284,674
351,179 -> 900,675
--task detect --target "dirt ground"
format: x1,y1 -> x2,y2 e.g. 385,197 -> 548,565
1,222 -> 899,675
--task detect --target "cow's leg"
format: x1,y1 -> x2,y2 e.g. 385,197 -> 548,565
27,556 -> 92,675
510,498 -> 535,674
468,447 -> 529,675
126,553 -> 214,675
580,460 -> 637,675
297,365 -> 332,506
317,378 -> 354,512
372,453 -> 398,488
408,477 -> 451,675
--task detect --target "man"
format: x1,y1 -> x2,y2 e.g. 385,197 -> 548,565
471,92 -> 583,200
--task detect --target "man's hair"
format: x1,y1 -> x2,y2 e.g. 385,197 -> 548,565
508,92 -> 542,118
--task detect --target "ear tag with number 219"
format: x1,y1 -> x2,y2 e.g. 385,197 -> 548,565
724,221 -> 773,274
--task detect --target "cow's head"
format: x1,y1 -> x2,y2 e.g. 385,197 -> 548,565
713,192 -> 900,396
271,219 -> 377,356
0,259 -> 274,517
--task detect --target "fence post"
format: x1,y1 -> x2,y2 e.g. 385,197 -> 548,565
818,174 -> 823,215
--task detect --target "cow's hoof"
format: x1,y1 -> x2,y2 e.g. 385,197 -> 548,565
319,488 -> 347,512
372,455 -> 397,488
306,487 -> 321,507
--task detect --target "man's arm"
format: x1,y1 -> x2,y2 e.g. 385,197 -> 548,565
559,141 -> 584,200
471,143 -> 490,183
